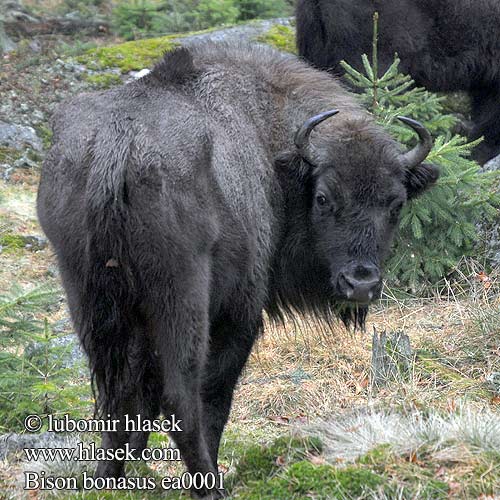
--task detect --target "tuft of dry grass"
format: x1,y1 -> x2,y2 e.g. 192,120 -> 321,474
301,406 -> 500,463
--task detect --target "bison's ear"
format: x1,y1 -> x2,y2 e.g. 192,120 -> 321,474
405,163 -> 440,199
274,150 -> 312,180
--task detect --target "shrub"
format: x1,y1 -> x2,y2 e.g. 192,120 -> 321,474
112,0 -> 160,40
194,0 -> 240,30
111,0 -> 293,39
237,0 -> 292,21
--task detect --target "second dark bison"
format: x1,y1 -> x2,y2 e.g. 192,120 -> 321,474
296,0 -> 500,164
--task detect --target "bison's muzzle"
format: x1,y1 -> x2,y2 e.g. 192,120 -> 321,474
336,262 -> 382,303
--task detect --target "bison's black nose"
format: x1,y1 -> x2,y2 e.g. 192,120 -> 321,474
337,263 -> 381,303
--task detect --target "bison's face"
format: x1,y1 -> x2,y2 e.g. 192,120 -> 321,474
293,111 -> 439,305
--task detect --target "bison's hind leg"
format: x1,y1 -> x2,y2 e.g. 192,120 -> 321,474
202,311 -> 262,469
94,328 -> 162,479
58,270 -> 162,480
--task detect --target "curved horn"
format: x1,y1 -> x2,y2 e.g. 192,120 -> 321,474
397,116 -> 433,168
294,109 -> 340,165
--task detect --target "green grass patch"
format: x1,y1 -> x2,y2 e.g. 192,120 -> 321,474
25,432 -> 500,499
84,73 -> 123,89
46,490 -> 176,500
43,460 -> 180,500
234,462 -> 383,499
34,124 -> 53,150
256,24 -> 296,54
234,435 -> 323,484
356,444 -> 450,499
0,233 -> 27,252
147,431 -> 172,448
357,444 -> 394,466
464,451 -> 500,498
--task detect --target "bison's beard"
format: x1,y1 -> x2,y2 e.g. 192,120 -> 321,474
335,302 -> 369,331
266,274 -> 369,332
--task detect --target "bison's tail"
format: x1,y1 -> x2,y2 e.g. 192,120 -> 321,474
79,123 -> 149,418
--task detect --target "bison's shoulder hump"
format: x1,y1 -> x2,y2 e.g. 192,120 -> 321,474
150,47 -> 198,86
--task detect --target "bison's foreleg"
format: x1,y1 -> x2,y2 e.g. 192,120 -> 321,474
152,267 -> 222,499
470,85 -> 500,164
202,314 -> 262,468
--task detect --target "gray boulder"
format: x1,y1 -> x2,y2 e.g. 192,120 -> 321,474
0,120 -> 42,151
177,18 -> 292,46
0,432 -> 70,460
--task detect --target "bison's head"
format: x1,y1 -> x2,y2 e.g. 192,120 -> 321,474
291,110 -> 439,306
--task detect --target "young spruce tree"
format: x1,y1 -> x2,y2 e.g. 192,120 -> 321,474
0,285 -> 89,431
340,13 -> 499,292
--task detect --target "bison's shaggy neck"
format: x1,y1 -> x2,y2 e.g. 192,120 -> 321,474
187,43 -> 373,329
150,43 -> 375,329
268,155 -> 368,331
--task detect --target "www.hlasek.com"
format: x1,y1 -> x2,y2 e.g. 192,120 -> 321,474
22,414 -> 224,492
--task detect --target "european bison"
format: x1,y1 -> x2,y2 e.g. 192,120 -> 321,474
296,0 -> 500,164
37,42 -> 438,498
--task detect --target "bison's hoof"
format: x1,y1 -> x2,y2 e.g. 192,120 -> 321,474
191,488 -> 224,500
94,462 -> 125,479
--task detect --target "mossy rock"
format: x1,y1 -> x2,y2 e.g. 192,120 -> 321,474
77,27 -> 222,73
77,36 -> 181,73
256,24 -> 296,54
77,23 -> 296,74
84,73 -> 123,89
234,435 -> 323,484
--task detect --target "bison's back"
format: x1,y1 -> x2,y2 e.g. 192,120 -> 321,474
38,65 -> 280,319
38,83 -> 220,279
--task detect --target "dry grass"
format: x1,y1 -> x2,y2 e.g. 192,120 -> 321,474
0,175 -> 55,291
230,261 -> 500,434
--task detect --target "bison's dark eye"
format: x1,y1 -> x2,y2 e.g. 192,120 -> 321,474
316,194 -> 328,207
390,202 -> 404,220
